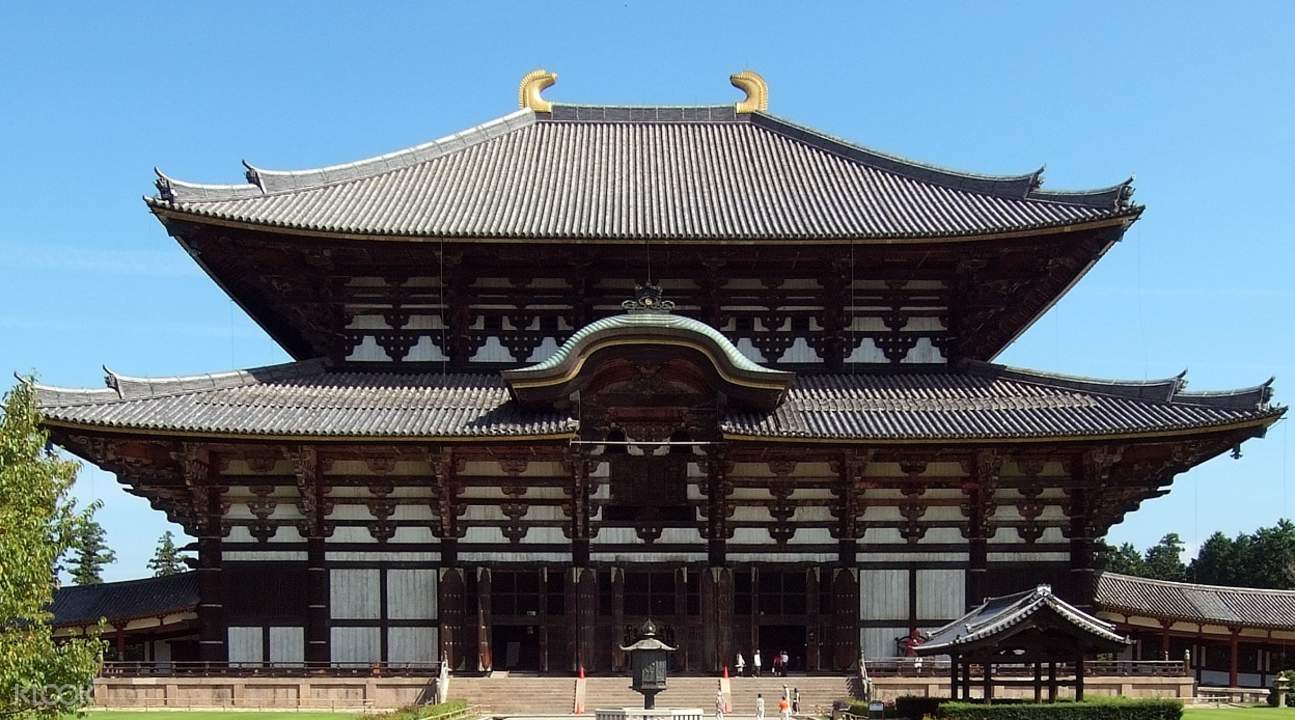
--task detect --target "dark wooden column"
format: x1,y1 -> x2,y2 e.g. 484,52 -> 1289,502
612,568 -> 626,671
706,450 -> 730,565
569,448 -> 591,565
1033,662 -> 1042,703
966,451 -> 1000,609
983,660 -> 993,703
187,444 -> 225,663
1072,449 -> 1118,606
575,567 -> 597,672
296,446 -> 330,664
1075,656 -> 1086,701
1159,620 -> 1172,660
806,568 -> 820,671
431,448 -> 459,565
1047,661 -> 1058,702
1229,629 -> 1240,688
949,654 -> 960,699
477,568 -> 492,671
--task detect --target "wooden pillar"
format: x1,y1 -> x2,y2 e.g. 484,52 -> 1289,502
1160,621 -> 1172,660
675,567 -> 688,671
1033,662 -> 1042,703
612,568 -> 625,671
718,567 -> 734,673
806,568 -> 820,671
1047,661 -> 1058,702
1229,629 -> 1240,688
961,659 -> 971,700
707,450 -> 729,566
187,445 -> 225,664
949,654 -> 960,699
576,567 -> 597,673
438,567 -> 466,670
1075,657 -> 1086,701
114,626 -> 127,660
982,660 -> 993,703
477,568 -> 492,672
297,447 -> 329,664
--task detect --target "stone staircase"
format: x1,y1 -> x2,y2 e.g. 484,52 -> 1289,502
585,676 -> 721,711
728,676 -> 858,716
443,674 -> 858,717
447,675 -> 576,715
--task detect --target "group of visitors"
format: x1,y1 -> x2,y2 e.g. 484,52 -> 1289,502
733,649 -> 792,677
717,688 -> 800,720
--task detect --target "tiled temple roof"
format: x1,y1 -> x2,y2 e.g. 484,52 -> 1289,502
148,104 -> 1139,242
50,572 -> 198,628
918,584 -> 1128,654
32,360 -> 1277,442
1095,572 -> 1295,630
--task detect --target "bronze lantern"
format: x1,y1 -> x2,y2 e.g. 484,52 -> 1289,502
619,619 -> 676,709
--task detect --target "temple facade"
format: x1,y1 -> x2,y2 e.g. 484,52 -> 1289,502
36,70 -> 1282,675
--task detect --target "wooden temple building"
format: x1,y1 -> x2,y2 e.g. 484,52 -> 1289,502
35,70 -> 1283,677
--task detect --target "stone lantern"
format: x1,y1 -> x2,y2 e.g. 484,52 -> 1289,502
620,619 -> 676,709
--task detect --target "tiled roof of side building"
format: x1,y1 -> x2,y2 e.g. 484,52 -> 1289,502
32,359 -> 1280,442
147,103 -> 1140,242
918,584 -> 1128,654
50,572 -> 198,627
1095,572 -> 1295,631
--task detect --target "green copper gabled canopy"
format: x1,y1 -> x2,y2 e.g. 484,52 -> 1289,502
501,307 -> 794,411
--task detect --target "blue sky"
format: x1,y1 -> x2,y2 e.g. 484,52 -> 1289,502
1,2 -> 1291,581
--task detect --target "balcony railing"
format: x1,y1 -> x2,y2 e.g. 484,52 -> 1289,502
100,661 -> 441,678
862,658 -> 1190,678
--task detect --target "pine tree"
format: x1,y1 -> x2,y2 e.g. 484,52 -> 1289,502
1095,540 -> 1146,576
1142,532 -> 1187,582
1,380 -> 103,717
147,530 -> 188,576
67,504 -> 116,585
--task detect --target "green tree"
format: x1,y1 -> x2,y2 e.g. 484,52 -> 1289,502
1245,519 -> 1295,589
147,530 -> 188,577
1189,531 -> 1237,585
1143,532 -> 1187,581
1096,540 -> 1146,576
1,380 -> 103,718
67,504 -> 115,585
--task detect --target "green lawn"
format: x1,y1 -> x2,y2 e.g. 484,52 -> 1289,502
1184,708 -> 1295,720
81,712 -> 358,720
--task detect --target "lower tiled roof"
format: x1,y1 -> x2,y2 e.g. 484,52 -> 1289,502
1094,572 -> 1295,630
51,572 -> 198,627
33,359 -> 1278,442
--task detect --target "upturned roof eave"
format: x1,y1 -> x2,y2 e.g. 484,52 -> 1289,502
146,201 -> 1142,246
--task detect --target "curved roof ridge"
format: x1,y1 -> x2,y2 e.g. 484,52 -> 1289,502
1172,377 -> 1277,411
152,109 -> 536,204
1029,177 -> 1138,210
747,111 -> 1134,210
963,359 -> 1187,402
153,167 -> 262,204
1098,570 -> 1295,598
43,358 -> 328,406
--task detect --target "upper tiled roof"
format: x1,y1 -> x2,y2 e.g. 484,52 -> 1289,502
1095,572 -> 1295,630
918,584 -> 1128,653
33,360 -> 1278,442
51,572 -> 198,627
148,105 -> 1139,242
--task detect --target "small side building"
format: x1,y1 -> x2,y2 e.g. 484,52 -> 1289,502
51,573 -> 200,666
1095,571 -> 1295,689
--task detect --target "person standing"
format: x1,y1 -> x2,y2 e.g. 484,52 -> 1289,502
736,652 -> 746,677
772,652 -> 784,677
792,688 -> 801,715
778,695 -> 791,720
755,693 -> 766,720
715,689 -> 727,720
780,650 -> 790,675
753,650 -> 762,677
